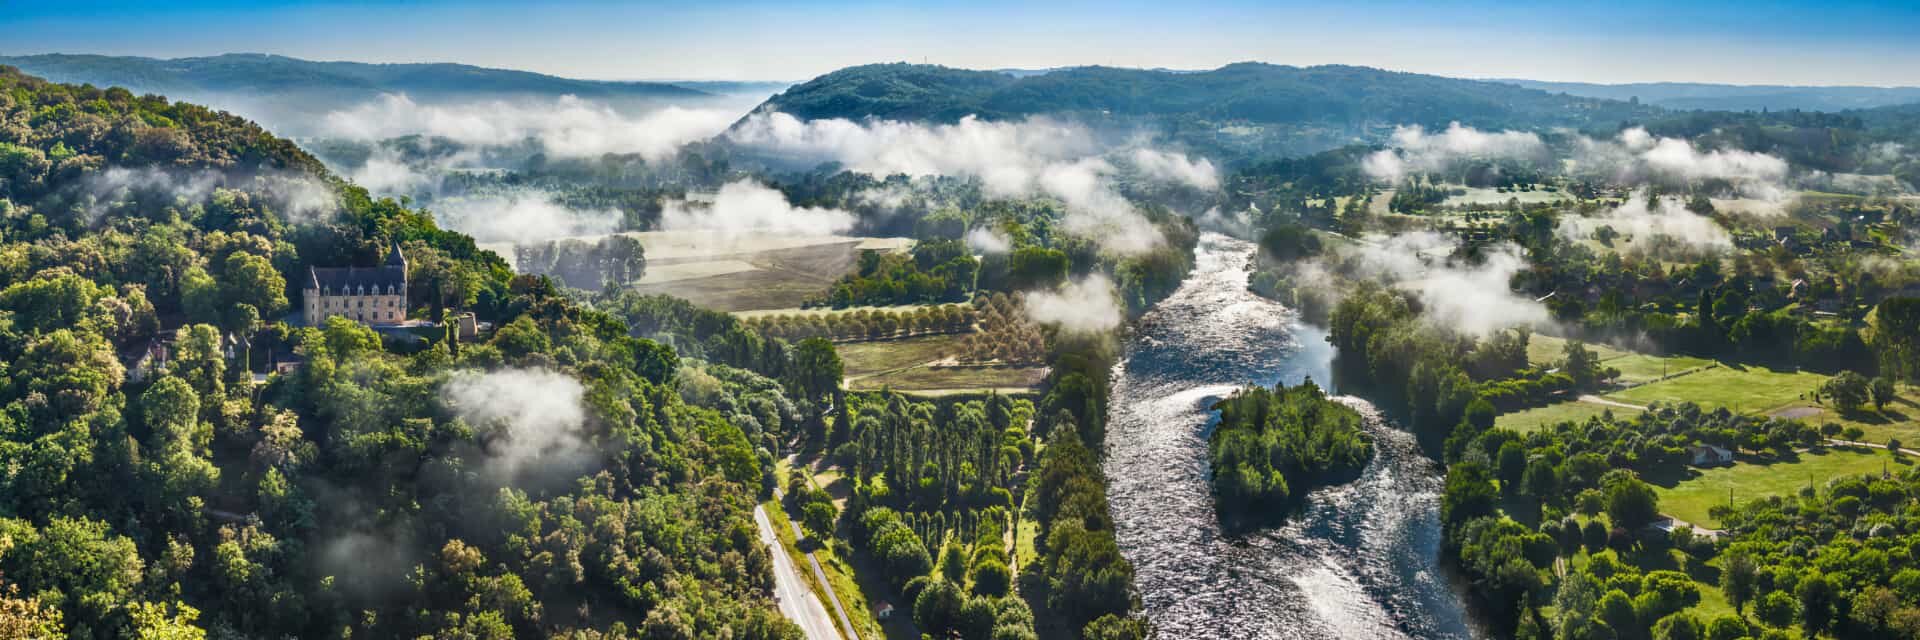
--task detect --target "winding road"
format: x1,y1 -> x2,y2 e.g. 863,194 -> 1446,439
754,505 -> 841,640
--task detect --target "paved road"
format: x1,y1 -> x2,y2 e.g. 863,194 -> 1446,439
755,505 -> 841,640
785,517 -> 862,640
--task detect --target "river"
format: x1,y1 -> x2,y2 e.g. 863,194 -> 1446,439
1102,232 -> 1480,639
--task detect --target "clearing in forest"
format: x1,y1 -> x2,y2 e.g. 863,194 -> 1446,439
1649,447 -> 1900,529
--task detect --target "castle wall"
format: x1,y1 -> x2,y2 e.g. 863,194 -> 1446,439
304,291 -> 407,326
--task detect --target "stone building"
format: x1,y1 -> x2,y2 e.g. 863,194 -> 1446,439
305,244 -> 409,326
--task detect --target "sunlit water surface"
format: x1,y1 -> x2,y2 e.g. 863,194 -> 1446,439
1103,233 -> 1480,639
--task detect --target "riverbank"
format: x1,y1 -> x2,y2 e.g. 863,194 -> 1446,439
1104,233 -> 1479,639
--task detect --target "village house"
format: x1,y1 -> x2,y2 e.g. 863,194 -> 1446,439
305,244 -> 409,326
1687,444 -> 1734,466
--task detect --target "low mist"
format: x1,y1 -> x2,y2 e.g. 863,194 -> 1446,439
1362,123 -> 1549,182
1022,275 -> 1124,333
727,112 -> 1217,254
322,93 -> 742,163
440,368 -> 594,486
1570,127 -> 1791,202
660,180 -> 856,236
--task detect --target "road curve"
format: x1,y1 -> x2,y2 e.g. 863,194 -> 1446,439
755,505 -> 841,640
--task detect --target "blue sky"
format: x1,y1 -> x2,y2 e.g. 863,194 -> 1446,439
3,0 -> 1918,85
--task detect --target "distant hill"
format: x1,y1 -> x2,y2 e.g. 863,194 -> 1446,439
750,62 -> 1663,159
664,80 -> 793,97
1496,78 -> 1920,112
0,53 -> 711,100
0,53 -> 721,135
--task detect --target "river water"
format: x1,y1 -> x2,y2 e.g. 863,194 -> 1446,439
1102,232 -> 1479,639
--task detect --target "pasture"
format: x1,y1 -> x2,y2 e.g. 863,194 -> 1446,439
1605,364 -> 1826,414
486,230 -> 913,312
1526,334 -> 1713,385
1650,447 -> 1896,529
1494,401 -> 1640,433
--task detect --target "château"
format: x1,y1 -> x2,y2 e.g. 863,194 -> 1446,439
304,243 -> 409,326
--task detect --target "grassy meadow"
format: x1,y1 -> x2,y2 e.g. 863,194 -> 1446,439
1649,447 -> 1899,529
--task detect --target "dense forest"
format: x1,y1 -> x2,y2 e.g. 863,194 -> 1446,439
11,25 -> 1920,639
1207,380 -> 1373,521
759,62 -> 1658,132
0,53 -> 720,136
751,62 -> 1663,160
0,65 -> 812,638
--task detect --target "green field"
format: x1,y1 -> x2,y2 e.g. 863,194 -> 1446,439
1603,353 -> 1715,384
1526,334 -> 1631,365
837,334 -> 961,378
1650,447 -> 1897,529
1495,401 -> 1641,433
629,241 -> 876,312
733,304 -> 938,319
1526,334 -> 1712,384
837,332 -> 1048,394
852,364 -> 1048,393
1606,364 -> 1827,414
1768,384 -> 1920,446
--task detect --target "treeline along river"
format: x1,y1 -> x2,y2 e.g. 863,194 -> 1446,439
1101,233 -> 1482,639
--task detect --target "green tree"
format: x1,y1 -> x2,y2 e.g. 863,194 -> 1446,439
1704,615 -> 1747,640
914,579 -> 963,637
1869,376 -> 1896,411
221,251 -> 286,318
1874,297 -> 1920,382
1652,612 -> 1702,640
1798,572 -> 1839,635
1755,591 -> 1796,628
1081,614 -> 1148,640
970,559 -> 1011,598
126,601 -> 207,640
1822,371 -> 1871,414
1604,472 -> 1660,532
789,338 -> 843,403
1720,553 -> 1757,614
800,502 -> 836,541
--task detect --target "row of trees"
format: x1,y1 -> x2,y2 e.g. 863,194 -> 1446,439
742,303 -> 977,343
952,293 -> 1046,365
511,234 -> 645,290
811,240 -> 978,308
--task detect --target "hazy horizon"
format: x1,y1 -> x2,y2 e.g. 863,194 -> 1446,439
5,0 -> 1920,86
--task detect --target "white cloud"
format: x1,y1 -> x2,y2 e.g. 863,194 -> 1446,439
1021,274 -> 1123,333
78,167 -> 340,225
1130,148 -> 1219,190
1342,232 -> 1550,336
1037,157 -> 1165,254
965,227 -> 1012,254
322,93 -> 736,161
660,179 -> 855,236
1557,192 -> 1733,253
1640,137 -> 1787,188
1362,123 -> 1547,182
345,147 -> 440,196
1569,127 -> 1791,201
856,184 -> 918,209
727,112 -> 1213,254
441,368 -> 592,483
430,191 -> 622,244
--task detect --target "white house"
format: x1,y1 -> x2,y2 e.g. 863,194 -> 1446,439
1687,444 -> 1734,466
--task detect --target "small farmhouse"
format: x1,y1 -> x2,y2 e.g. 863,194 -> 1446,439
1687,444 -> 1734,466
